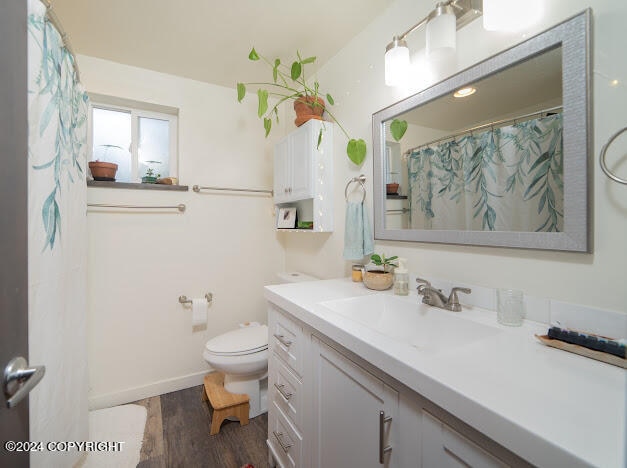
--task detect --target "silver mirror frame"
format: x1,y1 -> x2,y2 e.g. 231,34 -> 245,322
373,10 -> 591,252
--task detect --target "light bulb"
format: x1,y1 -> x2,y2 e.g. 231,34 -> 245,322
426,6 -> 456,60
385,37 -> 410,87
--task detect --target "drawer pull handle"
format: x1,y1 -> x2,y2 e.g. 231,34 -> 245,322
273,333 -> 293,347
274,383 -> 293,401
379,410 -> 392,464
273,430 -> 293,453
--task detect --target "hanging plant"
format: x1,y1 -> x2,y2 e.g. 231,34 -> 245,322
237,48 -> 367,165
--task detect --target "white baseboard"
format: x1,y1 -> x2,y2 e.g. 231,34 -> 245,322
88,369 -> 211,410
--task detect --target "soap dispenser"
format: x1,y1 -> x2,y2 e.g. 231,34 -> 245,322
393,258 -> 409,296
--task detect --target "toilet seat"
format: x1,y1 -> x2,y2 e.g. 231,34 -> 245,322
205,324 -> 268,356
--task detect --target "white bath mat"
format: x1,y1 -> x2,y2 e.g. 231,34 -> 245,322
82,404 -> 147,468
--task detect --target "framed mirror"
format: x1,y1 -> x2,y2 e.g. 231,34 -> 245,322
373,10 -> 591,252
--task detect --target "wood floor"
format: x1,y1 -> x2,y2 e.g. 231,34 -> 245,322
135,385 -> 269,468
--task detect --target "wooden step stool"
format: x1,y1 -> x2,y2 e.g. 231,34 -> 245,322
202,372 -> 250,435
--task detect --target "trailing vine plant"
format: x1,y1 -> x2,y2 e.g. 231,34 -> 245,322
237,48 -> 367,165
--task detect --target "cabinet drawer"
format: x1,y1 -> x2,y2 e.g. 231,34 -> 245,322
270,353 -> 303,431
270,309 -> 303,376
268,402 -> 302,468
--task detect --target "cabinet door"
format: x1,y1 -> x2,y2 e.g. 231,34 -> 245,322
274,137 -> 290,203
422,410 -> 508,468
288,122 -> 314,201
311,337 -> 399,468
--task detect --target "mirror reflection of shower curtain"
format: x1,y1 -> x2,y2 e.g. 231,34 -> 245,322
407,114 -> 563,232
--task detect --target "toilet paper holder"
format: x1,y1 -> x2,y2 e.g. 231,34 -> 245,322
179,293 -> 213,305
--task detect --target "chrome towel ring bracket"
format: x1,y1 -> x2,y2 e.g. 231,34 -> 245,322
600,127 -> 627,185
345,174 -> 367,203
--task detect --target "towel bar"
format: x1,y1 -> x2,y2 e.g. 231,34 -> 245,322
178,293 -> 213,305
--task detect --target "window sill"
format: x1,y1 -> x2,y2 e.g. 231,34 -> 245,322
87,180 -> 189,191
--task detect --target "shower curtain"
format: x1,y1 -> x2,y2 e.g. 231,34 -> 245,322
27,0 -> 89,466
407,114 -> 563,232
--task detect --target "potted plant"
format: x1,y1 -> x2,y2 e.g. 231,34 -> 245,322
141,167 -> 160,184
88,160 -> 118,181
363,253 -> 398,290
237,48 -> 367,165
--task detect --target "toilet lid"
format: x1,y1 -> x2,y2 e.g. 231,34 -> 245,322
205,324 -> 268,355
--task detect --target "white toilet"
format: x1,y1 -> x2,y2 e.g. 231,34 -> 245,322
202,272 -> 317,419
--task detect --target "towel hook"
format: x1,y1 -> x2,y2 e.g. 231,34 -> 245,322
345,174 -> 366,203
599,127 -> 627,185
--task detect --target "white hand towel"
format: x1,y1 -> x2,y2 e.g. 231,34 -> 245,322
192,298 -> 207,327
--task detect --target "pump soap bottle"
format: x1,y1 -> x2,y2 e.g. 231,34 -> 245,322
393,258 -> 409,296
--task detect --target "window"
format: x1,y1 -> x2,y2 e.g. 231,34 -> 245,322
89,94 -> 178,183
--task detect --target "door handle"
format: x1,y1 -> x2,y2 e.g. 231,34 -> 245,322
379,410 -> 392,464
3,356 -> 45,408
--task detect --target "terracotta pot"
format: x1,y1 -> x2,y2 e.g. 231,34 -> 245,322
363,270 -> 394,291
89,161 -> 118,180
386,183 -> 399,195
293,96 -> 325,127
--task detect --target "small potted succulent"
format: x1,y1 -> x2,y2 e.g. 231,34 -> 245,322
141,160 -> 161,184
363,253 -> 398,290
237,48 -> 367,165
141,167 -> 160,184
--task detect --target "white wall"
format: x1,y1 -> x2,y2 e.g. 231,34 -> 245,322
80,56 -> 286,407
284,0 -> 627,313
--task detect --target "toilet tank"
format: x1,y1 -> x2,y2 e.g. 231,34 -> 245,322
276,271 -> 318,284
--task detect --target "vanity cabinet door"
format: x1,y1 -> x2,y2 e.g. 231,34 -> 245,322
311,336 -> 399,468
421,410 -> 508,468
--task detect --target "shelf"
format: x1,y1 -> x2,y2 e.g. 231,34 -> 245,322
276,229 -> 331,233
87,180 -> 189,191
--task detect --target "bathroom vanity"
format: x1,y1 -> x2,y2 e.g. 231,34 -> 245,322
265,279 -> 625,468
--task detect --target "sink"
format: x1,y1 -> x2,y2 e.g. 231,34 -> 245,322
319,294 -> 501,353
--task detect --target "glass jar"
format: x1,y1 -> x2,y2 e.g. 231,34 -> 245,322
352,264 -> 363,282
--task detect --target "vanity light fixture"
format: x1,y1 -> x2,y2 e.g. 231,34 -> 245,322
384,0 -> 483,87
453,86 -> 476,97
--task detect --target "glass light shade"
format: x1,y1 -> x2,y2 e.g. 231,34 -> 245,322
426,11 -> 456,60
483,0 -> 543,32
385,41 -> 410,87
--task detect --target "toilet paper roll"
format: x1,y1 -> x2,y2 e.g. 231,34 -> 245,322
191,298 -> 207,327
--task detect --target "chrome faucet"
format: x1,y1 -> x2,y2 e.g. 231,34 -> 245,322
416,278 -> 471,312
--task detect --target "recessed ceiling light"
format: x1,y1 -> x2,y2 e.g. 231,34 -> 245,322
454,87 -> 476,98
610,79 -> 619,87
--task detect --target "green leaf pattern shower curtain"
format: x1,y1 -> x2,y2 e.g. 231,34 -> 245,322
28,0 -> 89,249
407,114 -> 563,232
27,1 -> 90,465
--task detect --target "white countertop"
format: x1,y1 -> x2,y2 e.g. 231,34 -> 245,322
265,278 -> 626,468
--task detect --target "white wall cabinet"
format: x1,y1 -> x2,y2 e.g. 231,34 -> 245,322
267,303 -> 527,468
273,119 -> 333,232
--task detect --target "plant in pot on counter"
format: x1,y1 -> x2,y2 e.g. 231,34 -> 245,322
236,48 -> 367,166
363,253 -> 398,291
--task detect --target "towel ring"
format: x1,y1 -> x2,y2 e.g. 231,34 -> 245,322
345,175 -> 366,203
599,127 -> 627,185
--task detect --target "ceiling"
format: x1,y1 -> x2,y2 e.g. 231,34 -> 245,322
52,0 -> 395,88
400,46 -> 563,131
